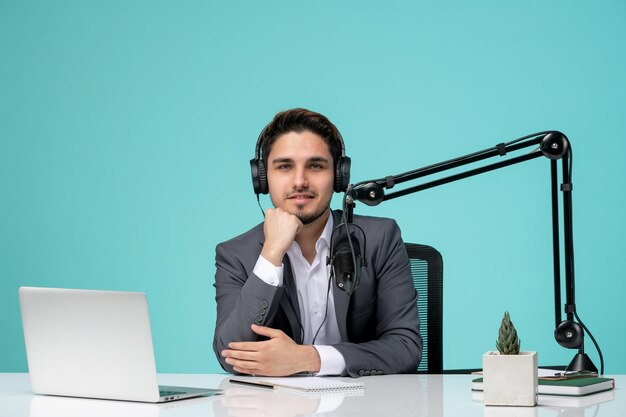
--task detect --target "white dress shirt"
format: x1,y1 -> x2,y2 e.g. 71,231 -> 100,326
252,215 -> 346,376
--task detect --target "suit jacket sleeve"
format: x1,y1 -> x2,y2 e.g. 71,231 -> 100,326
332,218 -> 422,377
212,232 -> 285,373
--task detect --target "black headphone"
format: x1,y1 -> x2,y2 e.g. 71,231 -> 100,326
250,125 -> 351,195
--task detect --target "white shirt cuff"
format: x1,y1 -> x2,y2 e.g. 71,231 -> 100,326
313,345 -> 346,376
253,255 -> 284,287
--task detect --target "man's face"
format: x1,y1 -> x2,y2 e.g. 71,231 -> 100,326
266,131 -> 334,225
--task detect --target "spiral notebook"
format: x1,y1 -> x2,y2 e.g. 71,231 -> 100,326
229,377 -> 364,393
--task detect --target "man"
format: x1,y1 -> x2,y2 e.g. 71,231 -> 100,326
213,108 -> 421,377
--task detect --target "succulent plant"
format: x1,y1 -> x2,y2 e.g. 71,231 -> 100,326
496,311 -> 520,354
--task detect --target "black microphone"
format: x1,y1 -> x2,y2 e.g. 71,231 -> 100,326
328,227 -> 362,296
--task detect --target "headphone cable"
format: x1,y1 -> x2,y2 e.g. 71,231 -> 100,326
256,194 -> 265,218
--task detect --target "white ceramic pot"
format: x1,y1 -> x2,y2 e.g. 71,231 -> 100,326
482,351 -> 538,406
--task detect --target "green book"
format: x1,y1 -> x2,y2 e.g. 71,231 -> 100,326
471,376 -> 615,397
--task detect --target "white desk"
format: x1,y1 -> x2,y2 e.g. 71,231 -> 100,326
0,373 -> 622,417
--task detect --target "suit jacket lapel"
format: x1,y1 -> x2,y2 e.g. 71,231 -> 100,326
280,255 -> 304,344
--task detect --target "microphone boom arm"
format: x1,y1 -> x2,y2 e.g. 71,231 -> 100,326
347,131 -> 602,373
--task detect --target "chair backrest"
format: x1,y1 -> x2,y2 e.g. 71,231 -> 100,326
405,243 -> 443,373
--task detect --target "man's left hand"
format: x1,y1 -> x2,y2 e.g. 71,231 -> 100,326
221,324 -> 321,376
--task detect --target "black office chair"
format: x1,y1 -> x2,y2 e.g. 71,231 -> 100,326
405,243 -> 443,374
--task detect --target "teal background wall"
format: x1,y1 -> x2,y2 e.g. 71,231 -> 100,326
2,1 -> 625,374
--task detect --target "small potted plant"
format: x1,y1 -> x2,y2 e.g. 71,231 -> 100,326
482,311 -> 537,406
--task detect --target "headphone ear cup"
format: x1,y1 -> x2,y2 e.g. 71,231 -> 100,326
250,158 -> 269,195
334,156 -> 351,192
257,159 -> 268,194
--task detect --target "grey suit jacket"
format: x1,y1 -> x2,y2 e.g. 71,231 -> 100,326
212,210 -> 422,377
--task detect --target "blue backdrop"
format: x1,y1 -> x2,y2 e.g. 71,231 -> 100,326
2,0 -> 625,373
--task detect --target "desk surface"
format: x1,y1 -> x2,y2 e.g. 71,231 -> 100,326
1,373 -> 622,417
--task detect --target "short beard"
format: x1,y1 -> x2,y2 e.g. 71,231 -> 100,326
296,207 -> 329,225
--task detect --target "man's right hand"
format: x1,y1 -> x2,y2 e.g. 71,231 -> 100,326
260,208 -> 303,266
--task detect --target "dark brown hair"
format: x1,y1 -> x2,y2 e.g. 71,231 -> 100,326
259,108 -> 343,167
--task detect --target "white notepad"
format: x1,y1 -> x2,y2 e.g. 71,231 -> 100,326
230,376 -> 364,392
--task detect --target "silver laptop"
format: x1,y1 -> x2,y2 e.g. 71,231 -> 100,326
19,286 -> 221,403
